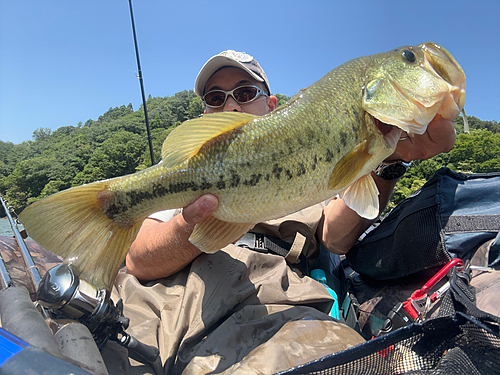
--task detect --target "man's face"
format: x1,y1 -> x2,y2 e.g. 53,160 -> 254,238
204,67 -> 275,116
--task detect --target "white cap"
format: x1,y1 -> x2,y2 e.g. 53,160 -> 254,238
194,50 -> 271,97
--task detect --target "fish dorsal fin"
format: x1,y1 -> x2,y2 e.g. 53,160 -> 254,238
339,173 -> 380,219
189,216 -> 254,253
328,139 -> 373,190
161,112 -> 258,167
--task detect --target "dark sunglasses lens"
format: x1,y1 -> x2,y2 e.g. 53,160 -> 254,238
233,86 -> 258,103
204,91 -> 226,107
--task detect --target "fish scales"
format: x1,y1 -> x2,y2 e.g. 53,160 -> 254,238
107,106 -> 361,224
106,59 -> 377,225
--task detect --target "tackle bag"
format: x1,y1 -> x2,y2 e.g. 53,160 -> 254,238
276,263 -> 500,375
346,167 -> 500,280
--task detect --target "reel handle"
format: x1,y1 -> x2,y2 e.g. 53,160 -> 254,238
118,331 -> 160,363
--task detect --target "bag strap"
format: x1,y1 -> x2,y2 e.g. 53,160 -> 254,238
235,232 -> 309,274
443,214 -> 500,234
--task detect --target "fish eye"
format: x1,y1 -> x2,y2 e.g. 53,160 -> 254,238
402,50 -> 416,63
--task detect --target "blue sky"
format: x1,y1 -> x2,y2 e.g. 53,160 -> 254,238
1,1 -> 498,144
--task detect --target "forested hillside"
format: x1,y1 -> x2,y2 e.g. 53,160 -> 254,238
0,90 -> 498,216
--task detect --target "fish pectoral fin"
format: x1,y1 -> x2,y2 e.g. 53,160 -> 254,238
161,112 -> 258,167
339,173 -> 380,220
189,216 -> 254,254
328,139 -> 372,190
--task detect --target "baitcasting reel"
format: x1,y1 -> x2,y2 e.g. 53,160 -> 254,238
37,263 -> 159,363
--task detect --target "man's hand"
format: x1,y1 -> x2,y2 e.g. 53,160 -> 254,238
181,194 -> 219,227
126,195 -> 218,281
388,115 -> 457,162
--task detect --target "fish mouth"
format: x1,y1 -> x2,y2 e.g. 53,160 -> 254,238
373,117 -> 393,136
373,116 -> 402,150
419,42 -> 466,119
420,42 -> 465,89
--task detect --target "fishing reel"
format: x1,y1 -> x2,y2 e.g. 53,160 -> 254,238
36,263 -> 159,363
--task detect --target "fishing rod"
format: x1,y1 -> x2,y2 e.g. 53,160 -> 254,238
0,194 -> 41,288
128,0 -> 155,166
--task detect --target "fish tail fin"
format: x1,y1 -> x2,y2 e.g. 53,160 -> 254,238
19,181 -> 142,290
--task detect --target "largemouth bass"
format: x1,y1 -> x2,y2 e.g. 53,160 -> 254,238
19,42 -> 466,289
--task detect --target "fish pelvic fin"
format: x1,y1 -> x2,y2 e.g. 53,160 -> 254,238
161,112 -> 258,167
328,139 -> 373,191
18,181 -> 142,290
339,173 -> 380,220
189,216 -> 254,254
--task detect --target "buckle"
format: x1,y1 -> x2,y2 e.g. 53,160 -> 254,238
235,233 -> 268,253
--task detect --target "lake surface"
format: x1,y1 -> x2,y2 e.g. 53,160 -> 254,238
0,218 -> 14,237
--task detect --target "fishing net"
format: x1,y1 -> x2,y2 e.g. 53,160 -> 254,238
276,265 -> 500,375
277,313 -> 500,375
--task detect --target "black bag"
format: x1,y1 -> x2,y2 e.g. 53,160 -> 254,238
276,264 -> 500,375
346,168 -> 500,280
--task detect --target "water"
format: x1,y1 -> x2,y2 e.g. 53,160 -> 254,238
0,218 -> 15,237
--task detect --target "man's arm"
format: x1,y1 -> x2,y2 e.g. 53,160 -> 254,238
318,173 -> 397,255
319,115 -> 457,254
126,194 -> 218,280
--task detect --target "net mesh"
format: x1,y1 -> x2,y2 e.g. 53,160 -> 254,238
277,314 -> 500,375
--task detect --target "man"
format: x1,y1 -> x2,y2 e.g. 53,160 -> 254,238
113,50 -> 456,374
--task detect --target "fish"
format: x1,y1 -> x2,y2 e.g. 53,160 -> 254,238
19,42 -> 466,290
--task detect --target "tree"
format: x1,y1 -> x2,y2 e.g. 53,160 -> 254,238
454,115 -> 500,134
0,141 -> 15,178
185,96 -> 204,119
98,105 -> 134,123
2,157 -> 56,210
32,127 -> 52,141
275,93 -> 291,107
72,131 -> 145,185
448,130 -> 500,173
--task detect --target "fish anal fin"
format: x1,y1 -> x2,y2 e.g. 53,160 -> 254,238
329,139 -> 372,190
161,112 -> 258,167
189,216 -> 254,254
19,181 -> 142,290
339,173 -> 380,219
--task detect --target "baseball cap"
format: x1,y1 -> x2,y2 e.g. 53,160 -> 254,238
194,50 -> 271,97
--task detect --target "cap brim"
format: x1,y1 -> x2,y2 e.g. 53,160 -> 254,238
194,55 -> 264,97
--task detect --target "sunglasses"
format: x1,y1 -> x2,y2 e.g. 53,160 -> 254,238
202,85 -> 269,108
